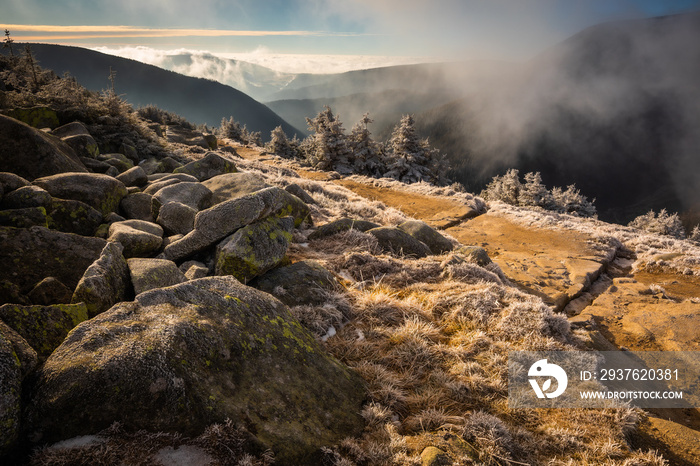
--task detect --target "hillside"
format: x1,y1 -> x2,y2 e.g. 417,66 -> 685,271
268,12 -> 700,226
2,43 -> 301,139
2,51 -> 700,464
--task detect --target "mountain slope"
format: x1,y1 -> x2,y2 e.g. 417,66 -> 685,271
417,12 -> 700,224
13,44 -> 301,139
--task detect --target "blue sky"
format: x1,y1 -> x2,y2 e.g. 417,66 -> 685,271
4,0 -> 700,61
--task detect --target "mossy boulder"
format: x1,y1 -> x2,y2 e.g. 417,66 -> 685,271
28,277 -> 73,306
397,220 -> 453,254
421,446 -> 452,466
179,261 -> 209,280
127,258 -> 187,295
108,220 -> 164,258
72,242 -> 130,317
367,227 -> 431,258
120,192 -> 154,222
0,185 -> 52,210
51,121 -> 90,139
173,152 -> 237,181
5,106 -> 59,129
202,172 -> 270,205
0,227 -> 106,305
151,182 -> 212,219
46,198 -> 103,236
162,187 -> 301,262
61,134 -> 99,159
0,321 -> 37,457
33,173 -> 128,216
0,207 -> 48,228
0,115 -> 86,180
116,166 -> 148,188
250,260 -> 339,307
285,183 -> 316,205
156,201 -> 197,236
0,302 -> 88,361
97,153 -> 133,173
215,216 -> 294,283
25,276 -> 366,464
308,217 -> 380,240
0,173 -> 30,193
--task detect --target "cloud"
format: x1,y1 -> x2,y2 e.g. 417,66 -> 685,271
5,24 -> 365,42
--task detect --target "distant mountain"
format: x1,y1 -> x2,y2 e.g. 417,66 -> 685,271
9,44 -> 301,139
265,60 -> 513,138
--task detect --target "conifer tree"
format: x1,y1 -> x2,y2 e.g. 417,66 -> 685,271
266,125 -> 296,158
305,106 -> 352,172
384,114 -> 433,183
349,113 -> 383,176
3,29 -> 14,57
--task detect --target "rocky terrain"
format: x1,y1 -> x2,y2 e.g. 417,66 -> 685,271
2,61 -> 700,465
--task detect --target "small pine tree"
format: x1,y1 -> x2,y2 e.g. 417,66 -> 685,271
266,125 -> 296,158
219,117 -> 243,142
305,106 -> 351,172
628,209 -> 685,239
349,113 -> 384,176
482,168 -> 521,205
23,44 -> 40,91
689,225 -> 700,242
384,114 -> 433,183
3,29 -> 14,57
520,172 -> 552,208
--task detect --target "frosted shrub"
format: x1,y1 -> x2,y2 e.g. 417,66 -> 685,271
265,125 -> 298,159
349,113 -> 385,177
482,169 -> 596,218
690,225 -> 700,243
628,209 -> 685,239
305,106 -> 353,173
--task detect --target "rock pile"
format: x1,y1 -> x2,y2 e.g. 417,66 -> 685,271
0,113 -> 458,463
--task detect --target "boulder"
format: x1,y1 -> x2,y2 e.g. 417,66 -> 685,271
454,246 -> 492,267
0,302 -> 88,361
0,185 -> 52,210
202,172 -> 270,205
116,166 -> 148,187
0,321 -> 37,456
397,220 -> 453,255
0,173 -> 30,193
215,216 -> 294,283
127,258 -> 187,295
367,227 -> 431,258
161,187 -> 298,262
46,199 -> 103,236
285,183 -> 316,205
149,173 -> 199,183
174,152 -> 237,181
0,227 -> 106,303
179,261 -> 209,280
51,121 -> 90,139
33,173 -> 128,216
108,220 -> 163,258
250,260 -> 339,307
0,115 -> 86,180
80,157 -> 113,174
72,242 -> 130,317
61,134 -> 99,159
151,182 -> 212,219
143,178 -> 181,195
27,277 -> 73,306
25,276 -> 366,463
308,218 -> 381,240
166,125 -> 209,149
0,207 -> 48,228
156,201 -> 197,236
102,156 -> 133,173
120,192 -> 154,222
4,106 -> 59,129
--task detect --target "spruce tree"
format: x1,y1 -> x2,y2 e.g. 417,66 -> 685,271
384,114 -> 432,183
305,106 -> 351,172
349,113 -> 383,176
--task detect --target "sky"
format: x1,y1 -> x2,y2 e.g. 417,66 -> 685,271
3,0 -> 700,73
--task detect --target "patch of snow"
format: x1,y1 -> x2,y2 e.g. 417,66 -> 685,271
154,445 -> 215,466
321,325 -> 337,342
48,435 -> 104,450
